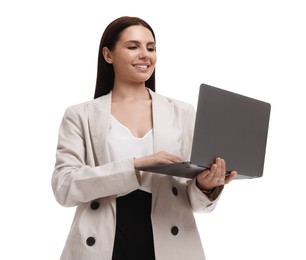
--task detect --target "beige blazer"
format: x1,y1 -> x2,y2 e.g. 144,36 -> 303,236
52,89 -> 223,260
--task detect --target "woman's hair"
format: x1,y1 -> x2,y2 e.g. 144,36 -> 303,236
94,16 -> 156,98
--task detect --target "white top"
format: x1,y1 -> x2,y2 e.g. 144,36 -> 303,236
107,115 -> 153,194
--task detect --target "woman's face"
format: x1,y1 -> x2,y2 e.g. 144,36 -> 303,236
104,25 -> 157,86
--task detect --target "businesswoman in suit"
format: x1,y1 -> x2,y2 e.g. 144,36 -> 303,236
52,16 -> 237,260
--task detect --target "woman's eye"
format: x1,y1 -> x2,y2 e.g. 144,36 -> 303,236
127,46 -> 137,50
147,47 -> 156,52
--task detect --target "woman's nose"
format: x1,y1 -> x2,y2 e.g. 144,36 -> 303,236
139,48 -> 150,60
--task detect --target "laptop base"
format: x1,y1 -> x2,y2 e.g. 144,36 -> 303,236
137,162 -> 205,179
138,162 -> 254,179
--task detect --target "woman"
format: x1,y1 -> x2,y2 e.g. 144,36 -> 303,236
52,16 -> 237,260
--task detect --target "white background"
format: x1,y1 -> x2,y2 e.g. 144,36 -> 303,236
1,0 -> 305,259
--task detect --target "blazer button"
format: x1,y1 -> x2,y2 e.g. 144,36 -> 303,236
90,201 -> 100,210
171,226 -> 179,236
86,237 -> 96,246
172,187 -> 178,196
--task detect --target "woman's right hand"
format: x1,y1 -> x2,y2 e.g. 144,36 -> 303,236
133,151 -> 183,169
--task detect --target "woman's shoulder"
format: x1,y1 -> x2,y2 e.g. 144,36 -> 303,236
151,90 -> 195,111
62,94 -> 111,119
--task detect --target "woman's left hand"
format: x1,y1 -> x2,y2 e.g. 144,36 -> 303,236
196,157 -> 237,192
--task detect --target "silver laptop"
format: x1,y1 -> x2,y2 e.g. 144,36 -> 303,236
138,83 -> 271,179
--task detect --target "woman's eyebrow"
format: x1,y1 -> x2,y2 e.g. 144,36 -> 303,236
125,40 -> 155,45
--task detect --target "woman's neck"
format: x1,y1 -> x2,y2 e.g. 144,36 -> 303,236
112,83 -> 150,102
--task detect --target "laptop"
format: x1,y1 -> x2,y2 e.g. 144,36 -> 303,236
137,83 -> 271,179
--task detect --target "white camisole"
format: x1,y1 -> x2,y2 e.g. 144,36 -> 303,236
107,115 -> 153,194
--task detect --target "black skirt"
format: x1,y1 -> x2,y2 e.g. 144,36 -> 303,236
112,189 -> 156,260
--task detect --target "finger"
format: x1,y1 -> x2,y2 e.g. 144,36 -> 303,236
208,161 -> 219,179
205,164 -> 217,181
214,158 -> 226,177
209,163 -> 226,184
217,158 -> 226,182
221,158 -> 226,175
225,171 -> 237,184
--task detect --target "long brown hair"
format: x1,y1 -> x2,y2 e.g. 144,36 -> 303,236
94,16 -> 156,99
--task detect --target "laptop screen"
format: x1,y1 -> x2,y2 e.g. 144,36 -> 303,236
191,84 -> 271,178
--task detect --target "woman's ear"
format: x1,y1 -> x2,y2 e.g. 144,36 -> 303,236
102,47 -> 113,64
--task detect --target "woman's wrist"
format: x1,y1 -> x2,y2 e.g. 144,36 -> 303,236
133,157 -> 144,169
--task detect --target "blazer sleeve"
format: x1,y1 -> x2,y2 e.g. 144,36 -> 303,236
181,104 -> 224,212
52,106 -> 141,207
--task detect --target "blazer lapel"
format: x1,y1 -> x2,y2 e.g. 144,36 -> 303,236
149,89 -> 174,210
150,90 -> 173,153
88,92 -> 112,166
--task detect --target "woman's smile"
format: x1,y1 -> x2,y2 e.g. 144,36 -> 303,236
133,64 -> 150,71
